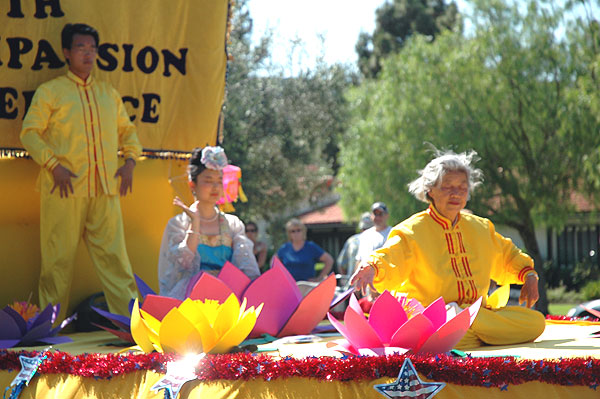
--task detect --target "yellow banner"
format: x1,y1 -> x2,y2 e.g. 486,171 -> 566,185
0,0 -> 229,152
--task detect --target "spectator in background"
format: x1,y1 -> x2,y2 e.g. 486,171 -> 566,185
337,212 -> 374,287
245,221 -> 268,271
355,202 -> 393,264
276,218 -> 334,282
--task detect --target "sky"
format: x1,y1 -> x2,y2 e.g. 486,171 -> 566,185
246,0 -> 595,73
247,0 -> 387,70
247,0 -> 469,71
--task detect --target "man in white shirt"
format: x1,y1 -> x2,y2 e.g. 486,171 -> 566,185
355,202 -> 392,263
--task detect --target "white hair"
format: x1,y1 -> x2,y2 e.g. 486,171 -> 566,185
407,149 -> 483,203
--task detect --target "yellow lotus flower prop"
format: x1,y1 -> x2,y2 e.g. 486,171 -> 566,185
131,293 -> 262,355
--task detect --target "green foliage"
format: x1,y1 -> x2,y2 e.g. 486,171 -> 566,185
340,0 -> 600,230
223,0 -> 356,226
546,285 -> 583,304
357,0 -> 460,78
544,260 -> 600,291
582,280 -> 600,301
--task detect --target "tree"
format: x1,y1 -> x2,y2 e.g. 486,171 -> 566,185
222,0 -> 356,239
338,0 -> 600,314
356,0 -> 460,78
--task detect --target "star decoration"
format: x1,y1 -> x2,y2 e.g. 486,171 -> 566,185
151,354 -> 204,399
12,352 -> 47,387
373,358 -> 445,399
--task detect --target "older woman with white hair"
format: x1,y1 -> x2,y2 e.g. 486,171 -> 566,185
350,150 -> 545,349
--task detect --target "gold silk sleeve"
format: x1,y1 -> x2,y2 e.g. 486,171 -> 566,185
488,220 -> 535,286
370,232 -> 411,293
20,85 -> 60,171
114,88 -> 142,160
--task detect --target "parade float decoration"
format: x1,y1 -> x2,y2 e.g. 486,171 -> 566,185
327,291 -> 482,355
97,257 -> 338,342
130,294 -> 262,355
0,302 -> 75,348
186,257 -> 337,337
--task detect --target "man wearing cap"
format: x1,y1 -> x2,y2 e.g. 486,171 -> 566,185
337,212 -> 374,287
355,202 -> 393,264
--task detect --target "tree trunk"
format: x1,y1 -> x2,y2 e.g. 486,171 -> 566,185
518,221 -> 549,315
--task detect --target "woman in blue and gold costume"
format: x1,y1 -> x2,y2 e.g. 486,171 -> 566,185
158,146 -> 260,299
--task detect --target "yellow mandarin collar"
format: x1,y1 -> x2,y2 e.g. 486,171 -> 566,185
66,70 -> 94,86
428,204 -> 461,230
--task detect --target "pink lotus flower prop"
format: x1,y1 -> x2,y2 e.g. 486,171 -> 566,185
0,303 -> 74,348
327,291 -> 481,355
185,257 -> 337,338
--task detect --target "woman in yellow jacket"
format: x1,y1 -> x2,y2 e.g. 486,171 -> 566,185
351,150 -> 545,349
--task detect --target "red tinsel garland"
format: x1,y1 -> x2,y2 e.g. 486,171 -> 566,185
0,350 -> 598,389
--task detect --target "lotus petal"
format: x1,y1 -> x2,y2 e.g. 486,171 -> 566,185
37,336 -> 73,345
487,285 -> 510,309
346,294 -> 368,321
159,307 -> 205,354
330,287 -> 354,309
243,265 -> 302,337
357,347 -> 409,356
188,273 -> 233,303
217,262 -> 251,300
139,309 -> 162,352
271,257 -> 302,293
422,297 -> 447,331
20,320 -> 52,344
369,291 -> 408,343
0,339 -> 21,348
51,312 -> 77,336
213,294 -> 242,337
325,339 -> 359,355
91,306 -> 130,331
29,304 -> 54,329
92,323 -> 134,343
337,303 -> 383,349
278,274 -> 336,336
389,313 -> 435,351
141,295 -> 182,321
211,301 -> 263,354
131,299 -> 157,353
418,297 -> 482,354
177,300 -> 218,351
135,274 -> 157,298
0,310 -> 23,341
468,297 -> 482,325
2,306 -> 27,335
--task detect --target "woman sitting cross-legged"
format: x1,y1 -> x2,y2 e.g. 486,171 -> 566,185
351,149 -> 546,349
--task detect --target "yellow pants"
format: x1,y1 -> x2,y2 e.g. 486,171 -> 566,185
456,306 -> 546,349
39,191 -> 138,318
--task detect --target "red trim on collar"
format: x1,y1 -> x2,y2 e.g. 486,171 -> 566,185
66,70 -> 94,86
428,205 -> 449,229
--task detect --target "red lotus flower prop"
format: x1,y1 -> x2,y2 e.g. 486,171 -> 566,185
327,291 -> 481,355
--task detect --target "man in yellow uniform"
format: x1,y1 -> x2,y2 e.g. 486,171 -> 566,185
20,23 -> 141,317
351,150 -> 545,349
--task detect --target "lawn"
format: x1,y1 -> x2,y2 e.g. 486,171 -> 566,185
548,303 -> 577,316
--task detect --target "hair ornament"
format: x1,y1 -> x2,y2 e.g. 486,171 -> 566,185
201,146 -> 228,171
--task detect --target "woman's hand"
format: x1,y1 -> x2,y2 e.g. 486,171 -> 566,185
174,197 -> 200,224
519,274 -> 540,308
350,262 -> 377,296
